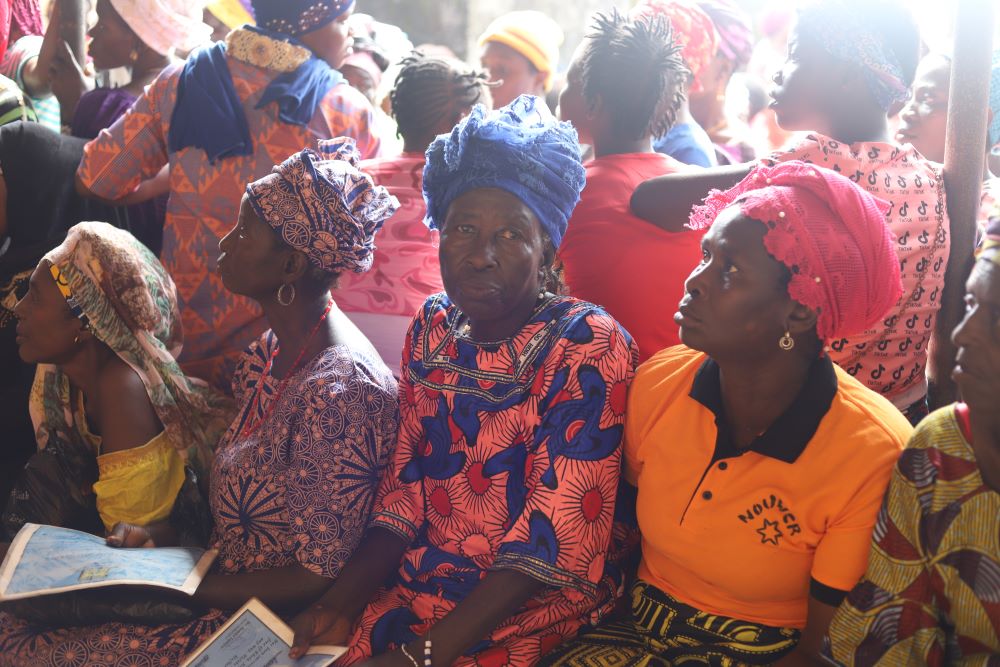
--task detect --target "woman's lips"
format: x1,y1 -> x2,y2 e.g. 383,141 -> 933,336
674,301 -> 702,326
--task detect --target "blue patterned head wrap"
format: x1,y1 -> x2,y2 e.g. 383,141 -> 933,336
251,0 -> 354,36
246,137 -> 400,274
796,1 -> 910,111
989,50 -> 1000,150
422,95 -> 585,249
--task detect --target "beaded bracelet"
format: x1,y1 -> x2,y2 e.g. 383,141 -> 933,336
423,638 -> 433,667
400,644 -> 420,667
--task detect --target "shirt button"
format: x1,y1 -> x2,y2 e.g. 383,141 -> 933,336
702,490 -> 713,500
718,461 -> 728,470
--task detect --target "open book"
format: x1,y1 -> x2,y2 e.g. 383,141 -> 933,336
0,523 -> 216,600
181,597 -> 347,667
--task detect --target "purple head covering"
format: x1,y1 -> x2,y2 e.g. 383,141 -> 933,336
246,137 -> 399,274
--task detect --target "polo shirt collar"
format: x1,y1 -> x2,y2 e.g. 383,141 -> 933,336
689,355 -> 838,464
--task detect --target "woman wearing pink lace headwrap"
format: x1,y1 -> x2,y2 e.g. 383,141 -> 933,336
540,161 -> 912,666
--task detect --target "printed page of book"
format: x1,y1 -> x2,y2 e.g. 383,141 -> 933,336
181,597 -> 347,667
0,523 -> 217,600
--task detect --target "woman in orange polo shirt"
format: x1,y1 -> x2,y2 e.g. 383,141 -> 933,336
541,161 -> 913,666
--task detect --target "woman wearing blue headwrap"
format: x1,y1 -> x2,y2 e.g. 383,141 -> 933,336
288,95 -> 639,667
75,0 -> 383,396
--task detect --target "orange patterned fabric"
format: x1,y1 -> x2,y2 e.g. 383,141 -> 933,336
78,52 -> 381,393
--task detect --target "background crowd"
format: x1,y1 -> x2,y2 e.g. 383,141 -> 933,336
0,0 -> 997,665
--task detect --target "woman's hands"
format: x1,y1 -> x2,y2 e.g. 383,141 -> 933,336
106,521 -> 178,548
288,602 -> 357,658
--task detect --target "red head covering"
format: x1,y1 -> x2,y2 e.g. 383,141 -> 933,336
689,161 -> 902,343
630,0 -> 718,93
0,2 -> 9,60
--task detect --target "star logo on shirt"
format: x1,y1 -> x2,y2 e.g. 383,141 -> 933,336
756,518 -> 783,546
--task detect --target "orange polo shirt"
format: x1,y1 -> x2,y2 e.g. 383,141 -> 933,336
625,346 -> 911,629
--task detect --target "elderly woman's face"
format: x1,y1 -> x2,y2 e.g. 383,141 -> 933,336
952,255 -> 1000,420
217,196 -> 289,299
675,206 -> 794,362
13,262 -> 85,365
439,188 -> 549,339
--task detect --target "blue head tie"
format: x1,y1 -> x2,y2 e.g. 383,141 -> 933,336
422,95 -> 585,249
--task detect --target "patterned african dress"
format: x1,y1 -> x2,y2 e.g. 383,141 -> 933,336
824,404 -> 1000,666
339,294 -> 639,666
763,134 -> 949,417
0,336 -> 399,667
77,27 -> 382,393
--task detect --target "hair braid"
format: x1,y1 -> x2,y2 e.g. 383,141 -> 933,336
390,52 -> 494,149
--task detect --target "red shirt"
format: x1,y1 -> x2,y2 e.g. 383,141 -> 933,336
560,152 -> 701,362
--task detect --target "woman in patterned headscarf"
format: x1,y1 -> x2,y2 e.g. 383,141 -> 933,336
288,95 -> 638,667
0,138 -> 401,667
6,221 -> 230,537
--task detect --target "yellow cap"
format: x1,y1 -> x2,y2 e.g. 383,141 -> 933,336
477,10 -> 564,91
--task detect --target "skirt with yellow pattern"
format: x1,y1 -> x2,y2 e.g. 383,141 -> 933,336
539,581 -> 800,666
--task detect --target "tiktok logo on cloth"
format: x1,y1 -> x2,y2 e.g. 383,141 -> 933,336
737,494 -> 801,546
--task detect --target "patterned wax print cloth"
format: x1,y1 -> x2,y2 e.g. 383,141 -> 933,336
77,26 -> 382,393
539,580 -> 801,666
0,336 -> 399,666
762,133 -> 949,413
338,293 -> 639,666
337,152 -> 444,370
824,404 -> 1000,666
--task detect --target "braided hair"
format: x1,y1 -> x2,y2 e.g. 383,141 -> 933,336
580,9 -> 689,142
390,52 -> 493,152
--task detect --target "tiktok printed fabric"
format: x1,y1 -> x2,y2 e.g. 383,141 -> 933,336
763,134 -> 948,413
339,294 -> 639,666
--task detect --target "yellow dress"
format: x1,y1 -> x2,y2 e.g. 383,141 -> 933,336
74,394 -> 186,532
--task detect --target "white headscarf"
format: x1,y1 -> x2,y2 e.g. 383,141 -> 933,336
110,0 -> 213,56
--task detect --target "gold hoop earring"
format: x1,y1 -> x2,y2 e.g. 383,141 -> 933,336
73,334 -> 81,345
778,331 -> 795,351
277,283 -> 296,306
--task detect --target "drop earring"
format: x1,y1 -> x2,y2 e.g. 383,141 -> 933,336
277,283 -> 296,306
778,331 -> 795,351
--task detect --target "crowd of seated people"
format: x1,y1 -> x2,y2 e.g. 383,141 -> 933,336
0,0 -> 997,665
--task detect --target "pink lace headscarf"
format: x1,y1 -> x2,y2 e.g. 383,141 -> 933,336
689,160 -> 902,343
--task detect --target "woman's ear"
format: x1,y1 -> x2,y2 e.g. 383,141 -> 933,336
787,301 -> 819,337
282,250 -> 311,285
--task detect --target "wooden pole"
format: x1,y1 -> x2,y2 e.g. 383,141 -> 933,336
56,0 -> 87,66
927,0 -> 994,410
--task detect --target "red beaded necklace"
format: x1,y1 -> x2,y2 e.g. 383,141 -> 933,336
240,297 -> 335,439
